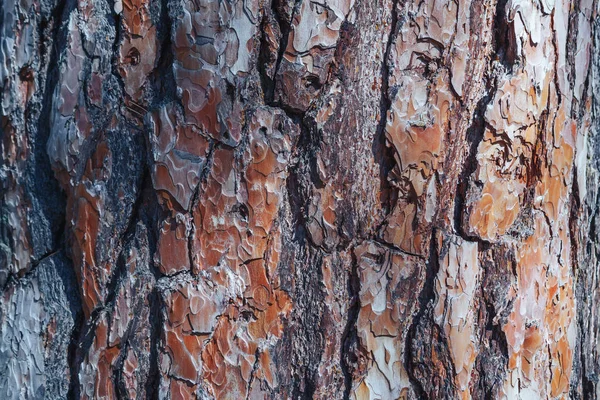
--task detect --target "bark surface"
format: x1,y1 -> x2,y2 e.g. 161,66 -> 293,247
0,0 -> 599,398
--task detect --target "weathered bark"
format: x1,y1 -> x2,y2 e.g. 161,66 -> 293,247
0,0 -> 599,398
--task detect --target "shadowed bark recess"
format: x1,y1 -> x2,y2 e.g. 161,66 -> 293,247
0,0 -> 599,398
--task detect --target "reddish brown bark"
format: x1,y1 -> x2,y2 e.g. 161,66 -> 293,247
0,0 -> 599,398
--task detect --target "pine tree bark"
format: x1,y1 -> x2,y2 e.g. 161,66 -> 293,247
0,0 -> 599,398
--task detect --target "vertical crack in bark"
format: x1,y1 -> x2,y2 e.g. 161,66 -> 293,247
113,341 -> 131,398
285,118 -> 324,398
67,313 -> 100,399
581,16 -> 600,398
338,0 -> 403,395
452,92 -> 491,241
67,195 -> 147,398
373,0 -> 401,219
267,0 -> 302,106
151,0 -> 177,103
30,0 -> 81,395
452,0 -> 509,243
341,246 -> 359,399
258,15 -> 275,104
66,311 -> 85,400
187,141 -> 216,273
576,192 -> 599,398
565,0 -> 579,112
110,0 -> 125,104
578,15 -> 600,390
146,285 -> 162,400
406,228 -> 441,398
244,347 -> 262,400
532,109 -> 555,240
491,0 -> 516,70
122,165 -> 150,249
285,113 -> 310,237
26,0 -> 72,260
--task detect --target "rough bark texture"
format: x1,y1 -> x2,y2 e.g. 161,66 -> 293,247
0,0 -> 599,398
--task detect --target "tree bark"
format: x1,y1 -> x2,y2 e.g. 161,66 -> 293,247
0,0 -> 599,398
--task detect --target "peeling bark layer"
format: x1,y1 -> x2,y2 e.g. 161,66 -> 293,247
0,0 -> 599,398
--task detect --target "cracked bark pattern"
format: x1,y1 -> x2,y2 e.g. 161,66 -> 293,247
0,0 -> 599,398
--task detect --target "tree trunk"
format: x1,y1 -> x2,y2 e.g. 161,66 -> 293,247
0,0 -> 599,398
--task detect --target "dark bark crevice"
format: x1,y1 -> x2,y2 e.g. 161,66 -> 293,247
372,0 -> 402,220
24,0 -> 75,262
146,285 -> 163,400
491,0 -> 517,70
340,246 -> 360,399
266,0 -> 302,106
406,228 -> 442,399
451,86 -> 490,239
186,140 -> 216,273
151,0 -> 178,105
